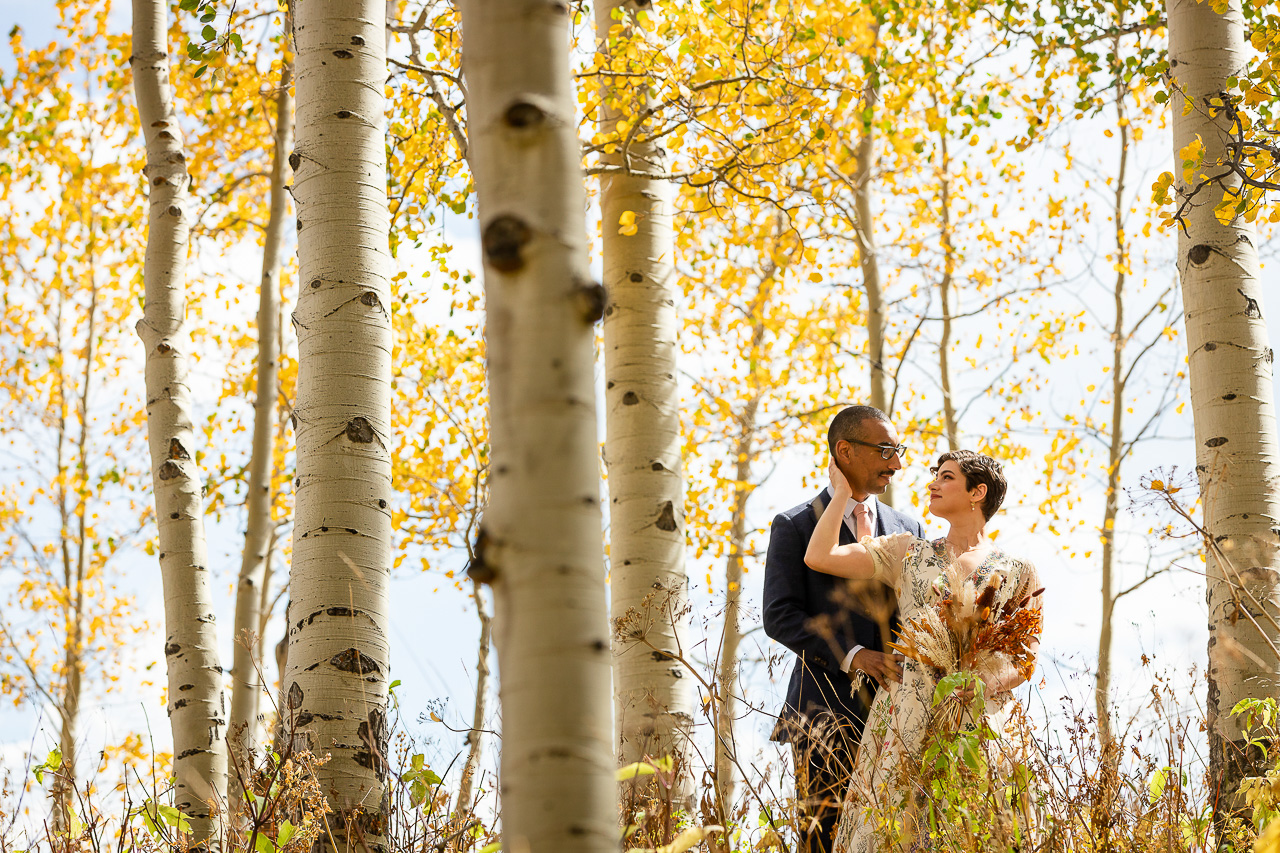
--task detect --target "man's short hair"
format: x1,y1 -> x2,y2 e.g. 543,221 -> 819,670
828,405 -> 890,456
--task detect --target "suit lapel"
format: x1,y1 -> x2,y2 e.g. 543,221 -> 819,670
810,488 -> 854,545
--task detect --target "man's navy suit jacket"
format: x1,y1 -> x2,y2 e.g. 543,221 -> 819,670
762,488 -> 926,742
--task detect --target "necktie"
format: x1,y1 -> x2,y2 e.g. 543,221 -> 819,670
854,502 -> 873,541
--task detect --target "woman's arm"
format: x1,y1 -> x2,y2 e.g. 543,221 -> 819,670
804,461 -> 877,579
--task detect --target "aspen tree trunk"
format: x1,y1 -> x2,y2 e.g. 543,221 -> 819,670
455,580 -> 492,817
286,1 -> 394,848
715,387 -> 760,819
1093,77 -> 1130,848
228,58 -> 293,814
850,61 -> 894,506
1167,0 -> 1280,808
130,0 -> 229,836
595,0 -> 693,801
458,0 -> 617,850
51,278 -> 96,833
935,131 -> 959,451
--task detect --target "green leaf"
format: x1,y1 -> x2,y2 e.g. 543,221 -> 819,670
278,822 -> 296,847
229,32 -> 243,52
202,25 -> 216,42
194,65 -> 208,78
617,761 -> 657,781
1148,767 -> 1168,804
47,747 -> 62,770
254,832 -> 277,853
477,844 -> 502,853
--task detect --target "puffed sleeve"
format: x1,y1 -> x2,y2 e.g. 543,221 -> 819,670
861,532 -> 917,591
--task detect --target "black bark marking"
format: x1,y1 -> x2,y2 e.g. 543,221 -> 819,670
335,110 -> 354,119
168,205 -> 181,217
310,279 -> 321,289
294,711 -> 313,727
331,647 -> 381,675
630,271 -> 644,282
607,380 -> 616,389
467,526 -> 497,584
346,417 -> 375,443
1239,288 -> 1262,319
655,501 -> 678,531
378,498 -> 387,508
359,291 -> 382,309
165,643 -> 181,656
504,100 -> 545,128
651,461 -> 666,471
172,698 -> 189,709
1205,437 -> 1228,448
1204,342 -> 1217,351
1188,244 -> 1212,265
350,35 -> 365,45
482,216 -> 532,273
156,342 -> 171,354
327,607 -> 358,617
650,649 -> 676,662
592,639 -> 607,652
169,511 -> 179,519
622,391 -> 640,405
1223,393 -> 1237,400
332,49 -> 353,58
289,151 -> 301,170
574,279 -> 606,324
168,438 -> 190,460
287,681 -> 303,709
176,748 -> 204,760
179,683 -> 194,691
354,708 -> 389,778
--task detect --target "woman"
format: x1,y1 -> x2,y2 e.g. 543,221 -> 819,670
804,449 -> 1043,853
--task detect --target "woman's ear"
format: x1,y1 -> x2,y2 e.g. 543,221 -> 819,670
970,483 -> 988,503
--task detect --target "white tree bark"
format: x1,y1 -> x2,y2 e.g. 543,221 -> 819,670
228,57 -> 293,813
458,0 -> 617,850
130,0 -> 229,836
1167,0 -> 1280,804
455,580 -> 492,818
594,0 -> 694,800
715,390 -> 759,819
286,1 -> 394,848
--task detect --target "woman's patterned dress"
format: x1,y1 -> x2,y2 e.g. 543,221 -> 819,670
832,534 -> 1043,853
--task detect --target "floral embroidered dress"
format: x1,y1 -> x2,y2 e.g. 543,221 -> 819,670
832,534 -> 1043,853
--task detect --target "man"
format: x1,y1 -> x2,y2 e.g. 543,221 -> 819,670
763,405 -> 926,853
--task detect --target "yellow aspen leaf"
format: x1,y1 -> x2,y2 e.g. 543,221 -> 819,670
618,210 -> 638,236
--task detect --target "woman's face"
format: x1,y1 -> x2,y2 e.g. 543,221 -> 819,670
927,460 -> 981,519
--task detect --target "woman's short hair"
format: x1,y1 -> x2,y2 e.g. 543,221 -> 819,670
931,449 -> 1007,521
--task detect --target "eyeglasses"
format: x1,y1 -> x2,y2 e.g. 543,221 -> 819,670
845,439 -> 907,460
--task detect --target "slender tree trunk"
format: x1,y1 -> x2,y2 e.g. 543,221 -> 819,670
455,580 -> 491,818
56,276 -> 98,834
229,58 -> 292,811
287,0 -> 394,839
286,2 -> 394,848
458,1 -> 617,850
595,0 -> 693,802
1167,0 -> 1280,810
715,387 -> 760,820
130,0 -> 229,836
935,129 -> 959,451
1094,75 -> 1130,850
850,57 -> 894,506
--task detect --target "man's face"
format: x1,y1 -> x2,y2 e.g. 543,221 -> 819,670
835,419 -> 903,499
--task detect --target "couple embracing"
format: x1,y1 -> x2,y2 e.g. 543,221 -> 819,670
763,405 -> 1044,853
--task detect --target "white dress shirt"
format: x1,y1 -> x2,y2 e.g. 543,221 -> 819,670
839,495 -> 878,673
